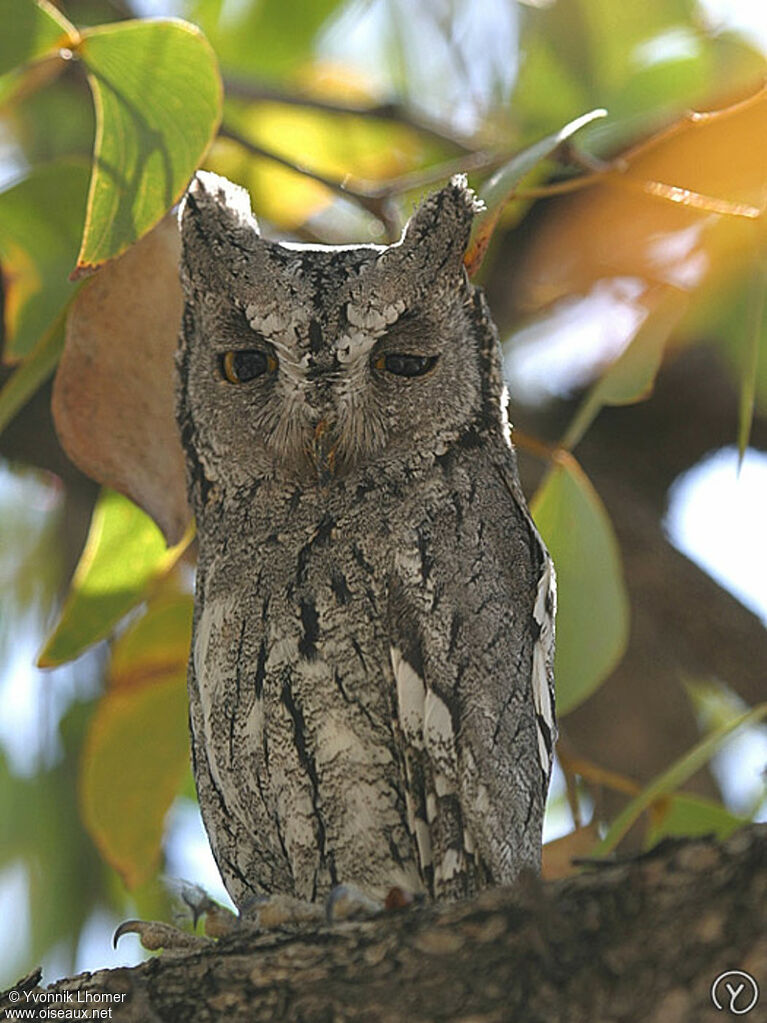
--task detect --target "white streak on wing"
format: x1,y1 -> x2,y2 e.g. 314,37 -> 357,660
536,728 -> 550,776
414,819 -> 433,869
463,829 -> 476,856
476,784 -> 491,816
316,713 -> 390,769
194,598 -> 236,709
434,772 -> 452,798
435,848 -> 463,885
193,595 -> 246,804
269,634 -> 299,668
531,555 -> 557,776
426,792 -> 438,824
281,803 -> 317,862
391,646 -> 426,749
424,688 -> 456,766
500,384 -> 513,448
404,790 -> 416,834
246,695 -> 264,747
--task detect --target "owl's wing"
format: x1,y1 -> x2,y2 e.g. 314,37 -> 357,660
388,447 -> 555,893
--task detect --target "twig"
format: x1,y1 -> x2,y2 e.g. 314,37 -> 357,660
223,75 -> 478,153
218,123 -> 507,239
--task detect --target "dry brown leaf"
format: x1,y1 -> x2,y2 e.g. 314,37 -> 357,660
52,214 -> 189,544
514,86 -> 766,313
541,822 -> 602,880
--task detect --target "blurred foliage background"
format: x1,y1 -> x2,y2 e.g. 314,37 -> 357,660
0,0 -> 765,987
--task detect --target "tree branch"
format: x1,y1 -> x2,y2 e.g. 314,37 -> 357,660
218,123 -> 505,240
223,76 -> 479,153
4,826 -> 764,1021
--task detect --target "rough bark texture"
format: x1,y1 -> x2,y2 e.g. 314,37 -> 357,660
3,826 -> 765,1023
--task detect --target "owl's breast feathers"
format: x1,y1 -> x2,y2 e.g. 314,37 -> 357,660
190,449 -> 554,905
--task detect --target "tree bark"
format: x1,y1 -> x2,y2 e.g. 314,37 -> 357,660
3,825 -> 765,1023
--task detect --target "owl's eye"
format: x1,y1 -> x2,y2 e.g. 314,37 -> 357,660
221,349 -> 278,383
373,353 -> 438,377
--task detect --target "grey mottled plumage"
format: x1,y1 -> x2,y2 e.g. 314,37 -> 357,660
176,172 -> 556,908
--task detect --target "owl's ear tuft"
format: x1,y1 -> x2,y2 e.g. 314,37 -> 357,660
179,172 -> 260,278
397,175 -> 483,277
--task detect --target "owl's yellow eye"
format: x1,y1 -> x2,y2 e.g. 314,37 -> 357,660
373,353 -> 438,377
221,349 -> 278,383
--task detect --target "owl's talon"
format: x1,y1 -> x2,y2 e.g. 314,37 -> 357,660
175,883 -> 239,937
112,919 -> 213,952
325,884 -> 383,923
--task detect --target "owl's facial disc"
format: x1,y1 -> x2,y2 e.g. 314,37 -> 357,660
178,171 -> 488,492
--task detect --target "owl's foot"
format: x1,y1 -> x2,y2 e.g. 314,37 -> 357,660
240,885 -> 385,929
325,883 -> 383,922
113,887 -> 238,951
113,885 -> 413,951
241,892 -> 325,929
113,919 -> 215,952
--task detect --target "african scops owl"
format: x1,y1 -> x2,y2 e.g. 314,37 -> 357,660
176,171 -> 556,908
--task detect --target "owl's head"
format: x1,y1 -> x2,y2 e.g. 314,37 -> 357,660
177,172 -> 504,505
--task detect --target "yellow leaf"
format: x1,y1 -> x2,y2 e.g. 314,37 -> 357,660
81,672 -> 189,889
515,86 -> 767,313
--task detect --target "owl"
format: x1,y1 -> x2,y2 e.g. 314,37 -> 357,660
176,171 -> 556,910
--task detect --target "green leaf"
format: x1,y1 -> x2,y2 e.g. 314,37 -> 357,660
511,0 -> 763,153
561,286 -> 689,450
530,456 -> 629,715
0,700 -> 113,988
686,265 -> 767,417
593,702 -> 767,856
737,257 -> 765,460
190,0 -> 343,76
0,309 -> 67,435
4,77 -> 95,163
38,490 -> 189,667
109,593 -> 193,690
480,108 -> 607,212
0,159 -> 89,361
0,0 -> 76,78
645,793 -> 746,849
74,18 -> 222,273
80,591 -> 193,889
81,670 -> 189,889
465,108 -> 606,274
508,32 -> 589,141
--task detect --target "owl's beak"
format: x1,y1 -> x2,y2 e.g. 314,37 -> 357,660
311,418 -> 337,483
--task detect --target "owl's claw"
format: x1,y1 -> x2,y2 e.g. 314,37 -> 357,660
240,893 -> 325,930
112,919 -> 214,952
113,884 -> 412,951
112,887 -> 239,951
176,885 -> 239,937
325,884 -> 383,923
